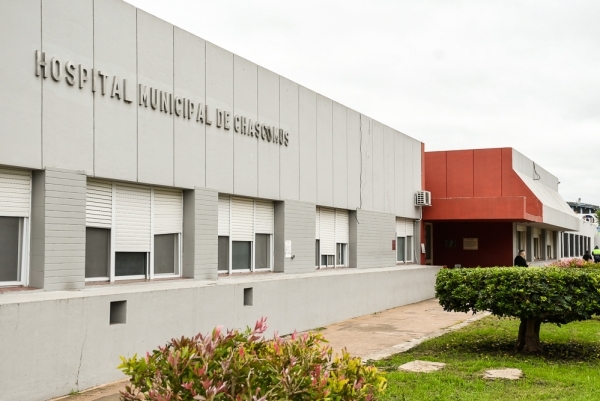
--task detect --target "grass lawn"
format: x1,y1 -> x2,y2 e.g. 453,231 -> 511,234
373,316 -> 600,401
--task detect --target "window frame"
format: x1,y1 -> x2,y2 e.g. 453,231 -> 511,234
0,216 -> 30,287
85,182 -> 183,283
218,196 -> 274,275
336,242 -> 348,267
316,207 -> 349,270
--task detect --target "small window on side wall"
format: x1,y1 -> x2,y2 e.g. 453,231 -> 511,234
232,241 -> 251,271
0,216 -> 22,283
255,234 -> 270,270
406,236 -> 413,262
115,252 -> 147,277
154,234 -> 178,275
218,236 -> 229,272
396,237 -> 406,263
336,243 -> 347,266
85,227 -> 110,280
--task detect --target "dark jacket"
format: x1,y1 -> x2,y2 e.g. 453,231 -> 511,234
514,255 -> 528,267
583,253 -> 593,262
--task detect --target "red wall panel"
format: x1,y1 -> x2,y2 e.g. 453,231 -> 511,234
474,148 -> 502,197
447,150 -> 474,198
424,151 -> 447,199
432,222 -> 514,268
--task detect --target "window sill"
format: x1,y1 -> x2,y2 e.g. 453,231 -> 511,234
0,285 -> 38,294
85,276 -> 189,287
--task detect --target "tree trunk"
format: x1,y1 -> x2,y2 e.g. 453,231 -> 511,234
515,318 -> 542,353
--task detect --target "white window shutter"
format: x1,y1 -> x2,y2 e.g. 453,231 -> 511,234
115,183 -> 151,252
396,218 -> 407,237
86,179 -> 112,228
406,219 -> 414,236
218,195 -> 230,236
153,187 -> 183,234
231,197 -> 254,241
335,209 -> 349,243
255,199 -> 274,234
319,207 -> 335,255
0,167 -> 31,217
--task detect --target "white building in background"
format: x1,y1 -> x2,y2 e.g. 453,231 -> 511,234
0,1 -> 438,399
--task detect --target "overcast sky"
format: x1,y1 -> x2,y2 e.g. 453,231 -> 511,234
126,0 -> 600,207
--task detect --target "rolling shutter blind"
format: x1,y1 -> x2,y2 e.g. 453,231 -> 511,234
255,199 -> 274,234
396,218 -> 406,237
86,179 -> 112,228
154,188 -> 183,234
218,195 -> 230,236
319,207 -> 335,255
115,183 -> 151,252
315,207 -> 320,239
406,219 -> 414,236
335,209 -> 349,243
231,197 -> 254,241
0,167 -> 31,217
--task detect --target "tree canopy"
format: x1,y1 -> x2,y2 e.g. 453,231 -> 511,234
435,265 -> 600,352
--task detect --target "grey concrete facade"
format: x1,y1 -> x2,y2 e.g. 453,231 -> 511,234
182,188 -> 219,280
274,200 -> 318,274
350,209 -> 398,269
30,168 -> 87,291
0,0 -> 423,216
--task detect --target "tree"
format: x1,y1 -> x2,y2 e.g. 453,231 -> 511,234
435,266 -> 600,353
595,209 -> 600,224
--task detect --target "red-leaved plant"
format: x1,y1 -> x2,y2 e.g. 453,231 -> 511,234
118,318 -> 386,401
546,258 -> 600,269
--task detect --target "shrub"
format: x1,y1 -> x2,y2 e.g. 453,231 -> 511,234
546,258 -> 600,269
118,318 -> 386,401
436,267 -> 600,352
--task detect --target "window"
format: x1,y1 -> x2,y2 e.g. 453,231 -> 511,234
396,236 -> 406,262
85,227 -> 110,279
218,236 -> 229,272
336,243 -> 347,266
321,254 -> 335,267
396,217 -> 414,264
115,252 -> 147,277
218,196 -> 274,274
255,234 -> 271,270
85,180 -> 183,282
316,208 -> 349,269
315,240 -> 320,267
232,241 -> 252,271
0,168 -> 31,286
0,217 -> 22,283
154,234 -> 178,275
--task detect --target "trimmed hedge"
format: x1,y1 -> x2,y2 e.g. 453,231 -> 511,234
435,267 -> 600,324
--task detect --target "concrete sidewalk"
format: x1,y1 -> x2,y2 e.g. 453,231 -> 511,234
51,298 -> 485,401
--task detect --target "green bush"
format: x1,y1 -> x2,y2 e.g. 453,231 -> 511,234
436,267 -> 600,324
435,267 -> 600,352
118,318 -> 386,401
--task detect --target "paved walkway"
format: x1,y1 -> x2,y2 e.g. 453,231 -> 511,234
51,298 -> 486,401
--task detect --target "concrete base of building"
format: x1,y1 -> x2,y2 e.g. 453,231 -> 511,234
0,264 -> 440,401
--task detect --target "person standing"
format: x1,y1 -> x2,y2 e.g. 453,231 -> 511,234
593,246 -> 600,263
514,250 -> 528,267
583,249 -> 593,262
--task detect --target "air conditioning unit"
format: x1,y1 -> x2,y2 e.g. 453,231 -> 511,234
415,191 -> 432,206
